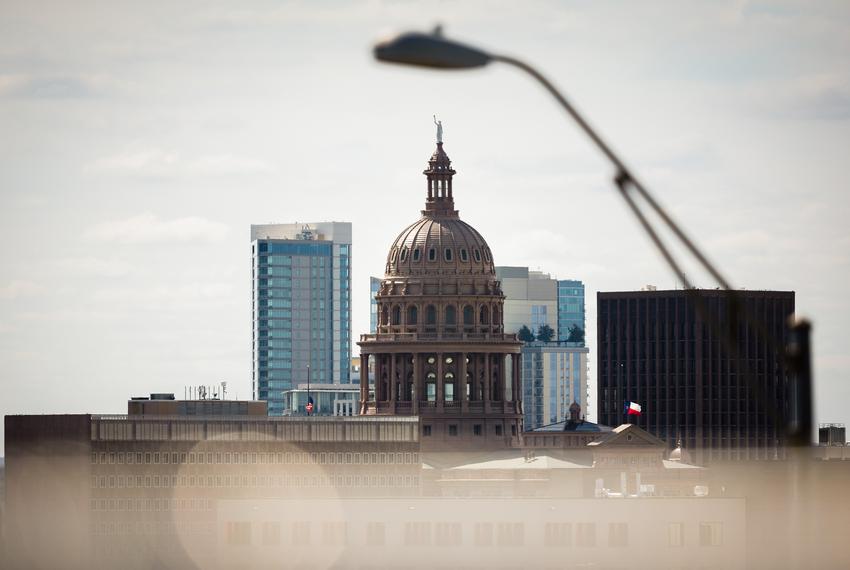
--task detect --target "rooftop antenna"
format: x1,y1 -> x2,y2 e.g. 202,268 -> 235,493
221,381 -> 228,400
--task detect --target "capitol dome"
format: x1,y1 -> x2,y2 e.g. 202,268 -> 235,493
358,135 -> 523,450
384,142 -> 495,277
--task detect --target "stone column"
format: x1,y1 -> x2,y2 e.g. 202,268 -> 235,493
436,352 -> 444,411
360,353 -> 370,410
514,352 -> 523,414
484,353 -> 491,412
412,354 -> 421,414
460,351 -> 469,412
389,353 -> 397,413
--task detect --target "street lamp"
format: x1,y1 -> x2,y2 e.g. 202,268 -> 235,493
373,27 -> 812,446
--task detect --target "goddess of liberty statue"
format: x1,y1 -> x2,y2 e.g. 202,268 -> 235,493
433,115 -> 443,143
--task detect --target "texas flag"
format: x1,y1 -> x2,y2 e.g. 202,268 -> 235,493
624,401 -> 642,416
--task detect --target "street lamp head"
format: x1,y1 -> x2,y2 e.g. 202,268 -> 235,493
373,27 -> 492,70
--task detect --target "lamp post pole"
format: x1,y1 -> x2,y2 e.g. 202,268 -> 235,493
372,28 -> 812,446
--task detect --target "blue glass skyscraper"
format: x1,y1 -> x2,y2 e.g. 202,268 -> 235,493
251,222 -> 352,415
557,279 -> 585,346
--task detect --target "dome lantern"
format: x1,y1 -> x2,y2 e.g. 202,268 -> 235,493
423,142 -> 458,217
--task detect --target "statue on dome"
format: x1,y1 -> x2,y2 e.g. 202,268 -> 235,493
433,115 -> 443,143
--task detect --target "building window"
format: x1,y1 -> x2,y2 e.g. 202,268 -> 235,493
321,522 -> 347,546
226,521 -> 252,546
699,522 -> 722,547
668,522 -> 684,547
423,425 -> 432,437
445,306 -> 456,325
459,248 -> 468,262
576,523 -> 596,547
400,247 -> 408,262
544,523 -> 572,547
426,305 -> 437,325
261,522 -> 281,546
608,522 -> 628,547
479,306 -> 489,325
473,424 -> 482,436
495,424 -> 503,436
407,305 -> 418,325
448,425 -> 458,436
412,248 -> 421,262
392,305 -> 401,325
435,522 -> 462,547
366,522 -> 385,546
444,248 -> 453,262
473,249 -> 482,262
428,248 -> 437,262
404,522 -> 431,546
474,522 -> 493,547
496,523 -> 524,547
463,305 -> 474,325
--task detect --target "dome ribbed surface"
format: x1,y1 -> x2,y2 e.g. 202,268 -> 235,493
385,216 -> 494,277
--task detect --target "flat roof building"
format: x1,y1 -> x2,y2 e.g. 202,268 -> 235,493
251,222 -> 352,415
597,288 -> 795,464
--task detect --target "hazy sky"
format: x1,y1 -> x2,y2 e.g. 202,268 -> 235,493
1,0 -> 848,453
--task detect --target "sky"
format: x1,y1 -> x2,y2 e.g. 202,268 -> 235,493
1,0 -> 848,454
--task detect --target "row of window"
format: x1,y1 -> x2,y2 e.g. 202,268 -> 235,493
224,520 -> 723,548
92,450 -> 419,466
92,520 -> 213,537
380,303 -> 501,327
389,244 -> 491,266
91,472 -> 420,491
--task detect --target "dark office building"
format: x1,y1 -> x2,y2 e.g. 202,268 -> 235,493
597,289 -> 795,464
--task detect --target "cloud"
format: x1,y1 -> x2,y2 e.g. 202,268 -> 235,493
0,74 -> 102,99
86,150 -> 274,177
55,257 -> 135,278
0,281 -> 44,299
746,74 -> 850,121
0,280 -> 45,300
84,213 -> 230,244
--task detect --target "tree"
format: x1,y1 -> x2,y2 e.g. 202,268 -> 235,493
517,325 -> 535,342
536,324 -> 555,343
567,324 -> 585,344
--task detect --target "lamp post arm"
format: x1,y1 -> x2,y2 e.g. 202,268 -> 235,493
491,54 -> 732,291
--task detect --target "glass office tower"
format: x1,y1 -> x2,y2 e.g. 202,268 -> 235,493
557,279 -> 586,346
251,222 -> 352,415
369,276 -> 381,334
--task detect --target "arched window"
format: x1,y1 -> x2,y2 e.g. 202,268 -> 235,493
492,306 -> 501,326
445,306 -> 457,325
473,249 -> 482,263
392,305 -> 401,326
479,306 -> 489,325
425,305 -> 437,325
390,248 -> 398,262
381,306 -> 389,326
426,372 -> 437,402
444,372 -> 456,401
444,248 -> 453,262
412,248 -> 421,262
407,305 -> 418,325
400,247 -> 408,262
463,305 -> 474,325
459,248 -> 469,262
428,248 -> 437,262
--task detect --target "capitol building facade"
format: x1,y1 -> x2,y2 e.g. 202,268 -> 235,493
359,141 -> 523,449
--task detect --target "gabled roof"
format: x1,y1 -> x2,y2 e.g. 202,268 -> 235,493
586,424 -> 668,448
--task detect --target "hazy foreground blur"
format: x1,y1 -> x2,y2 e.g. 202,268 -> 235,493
2,414 -> 848,570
